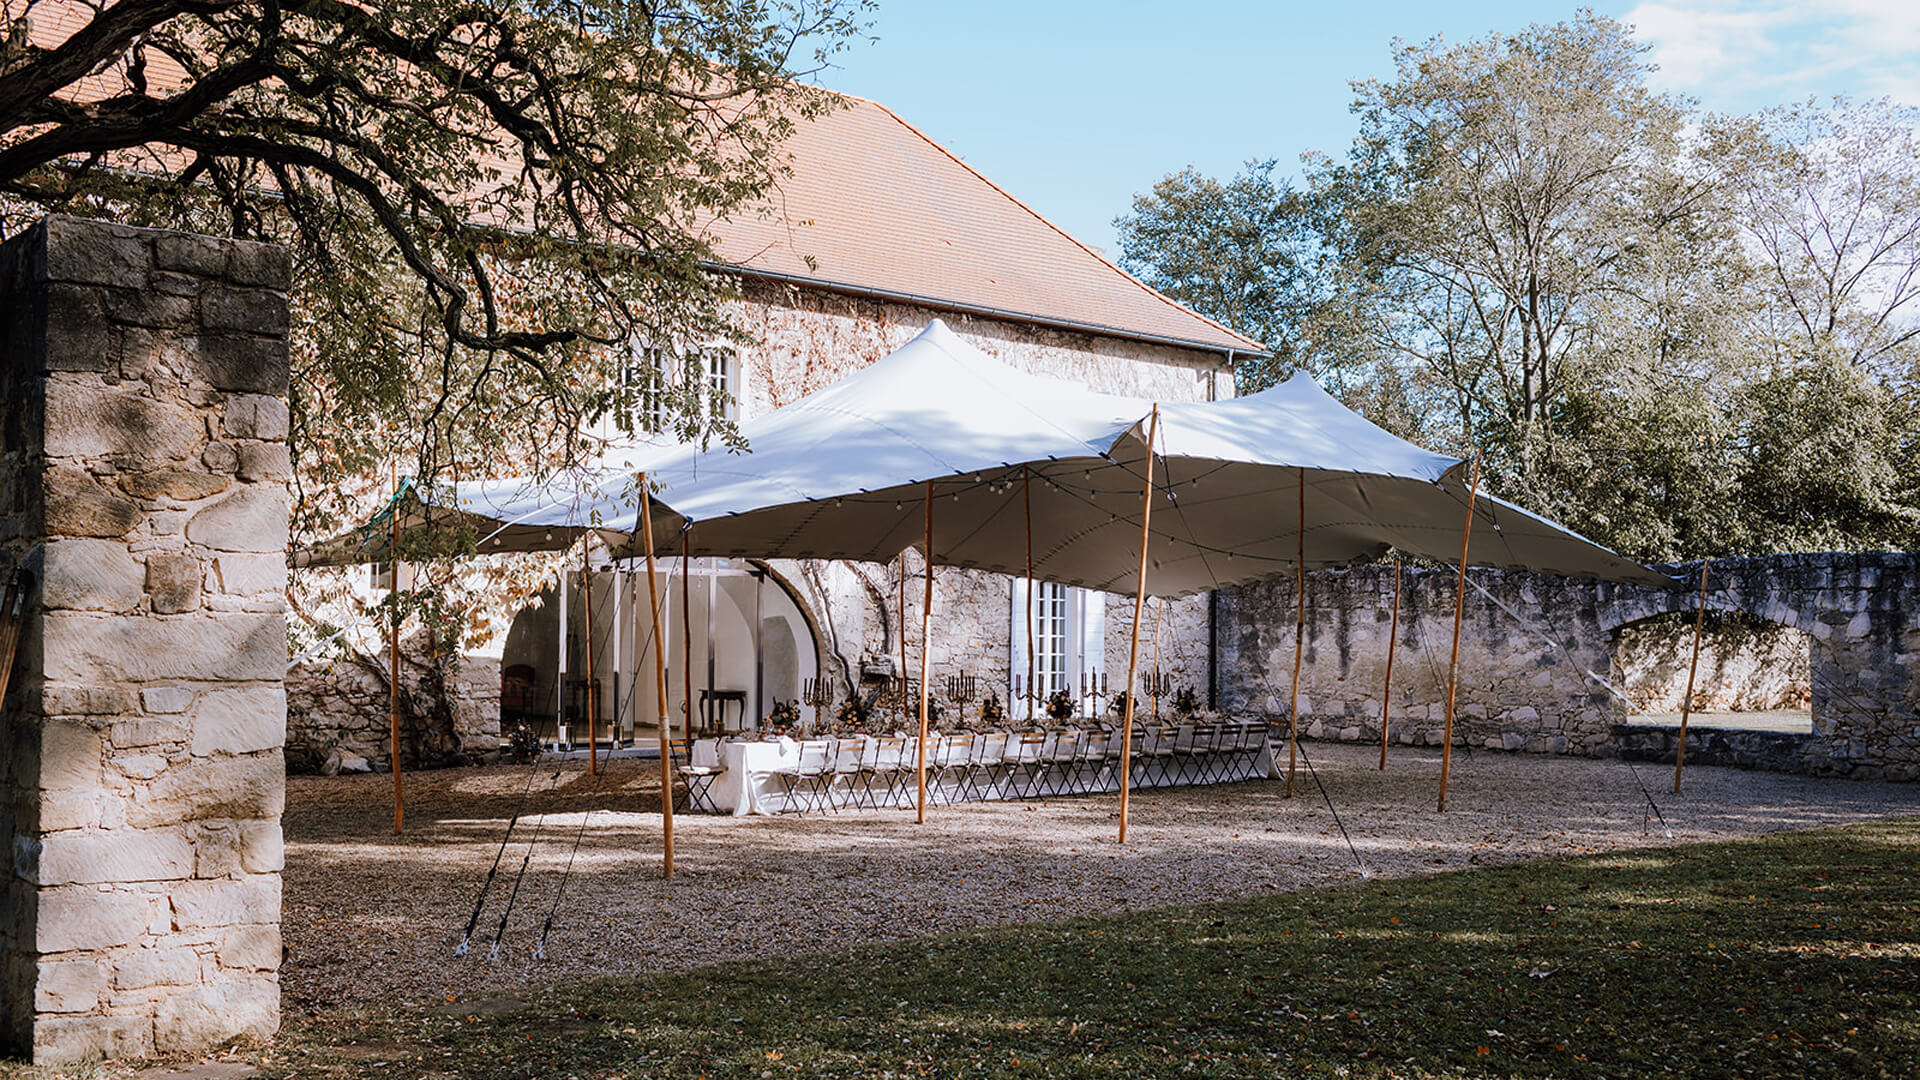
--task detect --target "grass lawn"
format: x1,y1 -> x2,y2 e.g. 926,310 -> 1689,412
258,816 -> 1920,1079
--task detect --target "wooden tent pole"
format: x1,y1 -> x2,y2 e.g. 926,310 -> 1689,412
1025,465 -> 1035,722
1118,405 -> 1159,844
1438,452 -> 1482,813
1674,559 -> 1712,793
582,538 -> 598,777
640,476 -> 674,877
1286,467 -> 1304,798
1380,556 -> 1402,770
900,552 -> 909,723
915,481 -> 935,823
389,462 -> 404,835
682,530 -> 693,738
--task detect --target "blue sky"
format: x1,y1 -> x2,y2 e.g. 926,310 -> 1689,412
813,1 -> 1920,255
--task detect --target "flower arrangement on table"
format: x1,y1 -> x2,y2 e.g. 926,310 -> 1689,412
765,699 -> 801,734
1172,687 -> 1201,716
1045,688 -> 1076,722
835,694 -> 870,733
1108,691 -> 1135,719
980,692 -> 1005,723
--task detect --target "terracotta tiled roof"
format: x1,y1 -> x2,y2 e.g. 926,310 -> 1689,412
706,95 -> 1263,356
22,5 -> 1256,354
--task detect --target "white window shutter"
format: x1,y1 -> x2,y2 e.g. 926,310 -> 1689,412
1008,578 -> 1031,722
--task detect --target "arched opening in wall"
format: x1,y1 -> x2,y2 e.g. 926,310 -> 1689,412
498,558 -> 819,746
1612,611 -> 1813,734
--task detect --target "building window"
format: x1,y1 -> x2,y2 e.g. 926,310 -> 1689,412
703,346 -> 738,422
626,343 -> 740,435
1010,579 -> 1105,721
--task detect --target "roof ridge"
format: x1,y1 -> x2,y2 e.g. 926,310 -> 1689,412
849,95 -> 1263,354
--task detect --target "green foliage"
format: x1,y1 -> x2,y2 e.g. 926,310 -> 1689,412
2,0 -> 871,533
259,816 -> 1920,1078
1115,12 -> 1920,561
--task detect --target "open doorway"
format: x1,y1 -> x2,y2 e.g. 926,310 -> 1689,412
1612,611 -> 1813,734
499,558 -> 819,746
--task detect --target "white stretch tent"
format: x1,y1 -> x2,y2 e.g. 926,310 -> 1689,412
302,319 -> 1666,590
618,320 -> 1668,591
294,466 -> 682,568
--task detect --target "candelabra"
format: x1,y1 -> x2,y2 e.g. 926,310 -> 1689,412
945,671 -> 978,708
802,676 -> 833,732
1142,669 -> 1174,720
1080,669 -> 1109,720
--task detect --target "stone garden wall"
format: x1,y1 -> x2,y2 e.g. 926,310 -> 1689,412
1217,553 -> 1920,780
285,652 -> 500,772
0,217 -> 290,1063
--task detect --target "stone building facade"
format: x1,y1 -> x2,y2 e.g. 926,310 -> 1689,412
287,92 -> 1253,766
1,217 -> 290,1063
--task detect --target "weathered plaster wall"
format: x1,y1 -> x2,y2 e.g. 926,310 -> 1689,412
1217,554 -> 1919,779
1613,616 -> 1810,713
0,217 -> 290,1063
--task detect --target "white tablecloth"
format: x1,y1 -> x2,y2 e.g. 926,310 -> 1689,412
692,737 -> 797,816
689,725 -> 1273,815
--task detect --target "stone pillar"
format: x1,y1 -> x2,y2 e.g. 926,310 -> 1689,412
0,216 -> 290,1064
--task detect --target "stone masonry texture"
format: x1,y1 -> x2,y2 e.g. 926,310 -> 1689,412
1217,554 -> 1919,780
1,216 -> 290,1064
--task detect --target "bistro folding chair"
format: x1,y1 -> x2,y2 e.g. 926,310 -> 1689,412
672,738 -> 726,814
1133,724 -> 1176,788
861,735 -> 912,808
825,737 -> 871,813
1076,728 -> 1115,792
963,731 -> 1010,801
773,739 -> 835,814
1041,728 -> 1085,796
929,734 -> 973,805
1005,731 -> 1050,798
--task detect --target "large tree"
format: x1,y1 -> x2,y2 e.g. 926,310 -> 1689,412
1115,12 -> 1920,561
2,0 -> 870,532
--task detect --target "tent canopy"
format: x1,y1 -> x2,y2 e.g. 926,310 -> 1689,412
298,319 -> 1668,590
638,321 -> 1669,591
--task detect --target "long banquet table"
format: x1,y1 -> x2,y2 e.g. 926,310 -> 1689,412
688,723 -> 1277,816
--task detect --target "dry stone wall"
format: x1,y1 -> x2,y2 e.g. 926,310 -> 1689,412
1217,554 -> 1920,780
284,652 -> 500,771
0,217 -> 289,1064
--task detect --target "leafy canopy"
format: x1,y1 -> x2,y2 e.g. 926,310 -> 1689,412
1116,11 -> 1920,561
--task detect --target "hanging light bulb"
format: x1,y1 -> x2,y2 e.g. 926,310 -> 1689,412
894,501 -> 903,511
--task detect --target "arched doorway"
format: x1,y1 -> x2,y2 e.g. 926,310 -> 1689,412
499,557 -> 820,745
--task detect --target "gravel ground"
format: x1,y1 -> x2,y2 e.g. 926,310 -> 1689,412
283,742 -> 1917,1016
